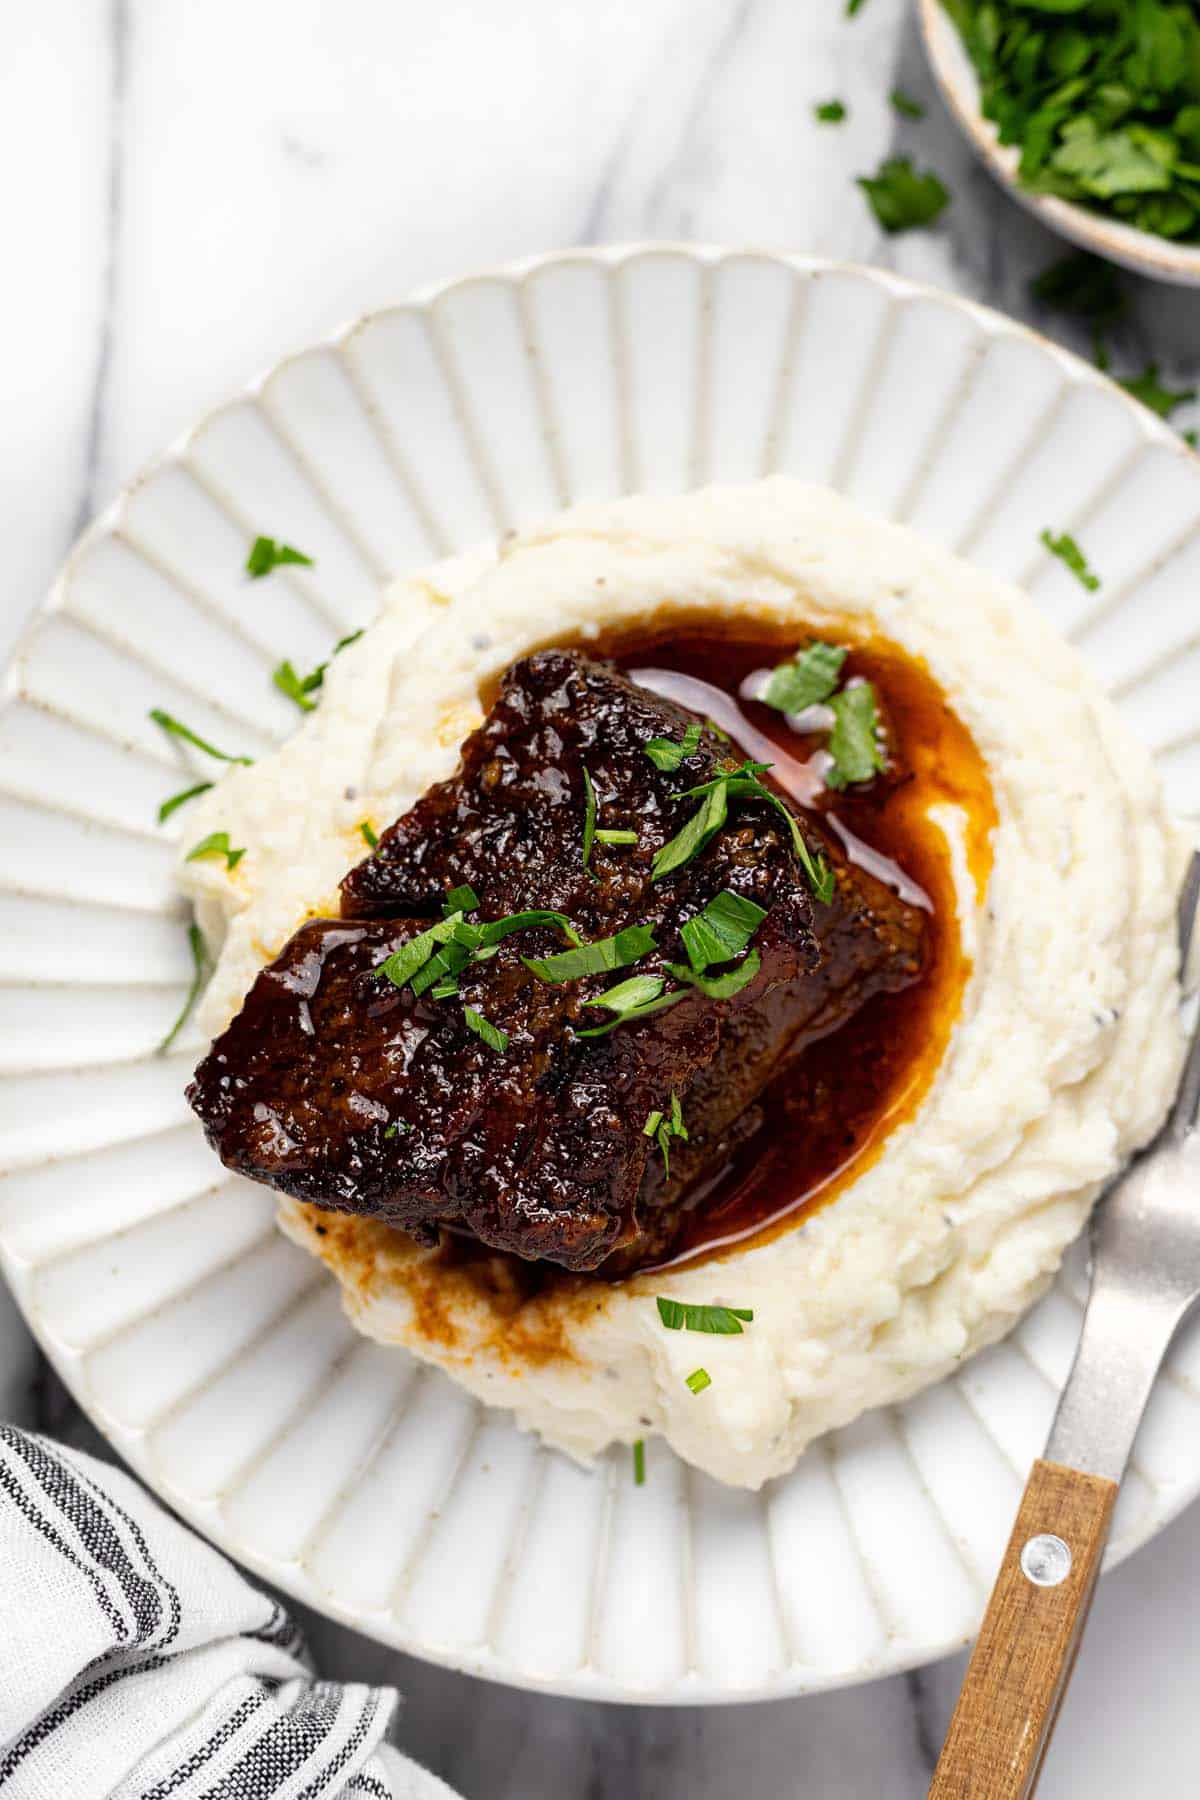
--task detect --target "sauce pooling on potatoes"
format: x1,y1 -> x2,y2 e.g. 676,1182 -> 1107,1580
598,620 -> 995,1271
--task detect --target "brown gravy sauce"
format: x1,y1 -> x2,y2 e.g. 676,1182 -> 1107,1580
611,623 -> 993,1269
435,617 -> 995,1303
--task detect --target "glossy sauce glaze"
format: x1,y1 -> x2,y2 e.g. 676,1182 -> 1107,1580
602,620 -> 996,1272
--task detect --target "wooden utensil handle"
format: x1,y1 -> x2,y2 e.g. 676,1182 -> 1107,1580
928,1458 -> 1118,1799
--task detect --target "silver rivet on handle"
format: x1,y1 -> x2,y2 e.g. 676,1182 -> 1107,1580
1020,1533 -> 1073,1588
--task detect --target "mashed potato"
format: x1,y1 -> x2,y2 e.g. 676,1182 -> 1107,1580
179,480 -> 1188,1489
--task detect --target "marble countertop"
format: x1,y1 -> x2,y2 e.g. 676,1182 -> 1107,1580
3,3 -> 1199,1794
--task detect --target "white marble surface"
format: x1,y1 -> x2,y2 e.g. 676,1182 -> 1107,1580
3,3 -> 1200,1794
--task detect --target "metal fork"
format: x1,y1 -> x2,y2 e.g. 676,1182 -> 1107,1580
931,853 -> 1200,1799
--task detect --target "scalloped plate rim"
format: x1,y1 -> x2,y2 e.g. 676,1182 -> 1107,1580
2,243 -> 1198,1705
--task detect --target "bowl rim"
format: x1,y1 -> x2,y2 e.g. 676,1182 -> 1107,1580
918,0 -> 1200,288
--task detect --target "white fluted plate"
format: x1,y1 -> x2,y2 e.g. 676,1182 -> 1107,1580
3,247 -> 1200,1704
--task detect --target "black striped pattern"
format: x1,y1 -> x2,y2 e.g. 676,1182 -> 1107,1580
0,1426 -> 454,1798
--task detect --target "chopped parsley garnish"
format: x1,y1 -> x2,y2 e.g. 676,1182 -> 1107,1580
246,535 -> 314,578
644,721 -> 702,772
463,1006 -> 508,1053
149,710 -> 253,766
1030,252 -> 1127,326
375,902 -> 588,1001
686,1368 -> 712,1395
375,914 -> 464,990
664,949 -> 762,999
656,1299 -> 754,1334
1120,362 -> 1196,420
478,910 -> 584,948
157,781 -> 213,824
846,0 -> 867,13
273,630 -> 364,714
944,0 -> 1200,244
185,831 -> 245,871
815,99 -> 847,123
1185,428 -> 1199,448
384,1121 -> 406,1138
858,157 -> 949,233
680,890 -> 766,973
664,762 -> 835,904
576,988 -> 689,1038
632,1439 -> 646,1485
825,683 -> 887,790
595,828 -> 638,846
762,642 -> 846,715
359,819 -> 379,848
589,973 -> 667,1016
643,1092 -> 688,1174
581,766 -> 598,879
890,88 -> 925,120
410,936 -> 475,999
157,923 -> 207,1055
523,924 -> 656,985
651,779 -> 733,883
1041,528 -> 1101,592
273,660 -> 322,713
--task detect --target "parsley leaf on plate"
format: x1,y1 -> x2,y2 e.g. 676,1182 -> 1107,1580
825,682 -> 887,791
762,642 -> 847,714
523,924 -> 657,985
149,710 -> 253,766
246,536 -> 314,578
185,831 -> 245,871
1041,527 -> 1101,591
463,1006 -> 508,1053
157,781 -> 213,824
815,99 -> 847,123
644,721 -> 703,772
157,923 -> 208,1055
656,1298 -> 754,1334
664,949 -> 762,1000
679,890 -> 766,974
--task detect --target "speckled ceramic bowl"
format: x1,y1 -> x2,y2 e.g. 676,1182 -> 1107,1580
2,247 -> 1200,1704
919,0 -> 1200,287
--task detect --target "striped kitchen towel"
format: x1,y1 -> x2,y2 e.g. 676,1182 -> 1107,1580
0,1425 -> 461,1800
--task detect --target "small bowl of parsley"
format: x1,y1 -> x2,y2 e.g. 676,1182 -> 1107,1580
920,0 -> 1200,284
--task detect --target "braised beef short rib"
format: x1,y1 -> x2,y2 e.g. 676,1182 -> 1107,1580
188,650 -> 925,1273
